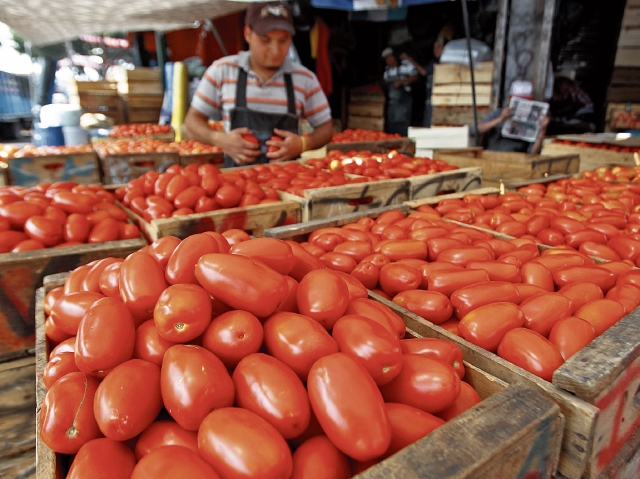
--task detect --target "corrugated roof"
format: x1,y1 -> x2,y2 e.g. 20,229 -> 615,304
0,0 -> 250,46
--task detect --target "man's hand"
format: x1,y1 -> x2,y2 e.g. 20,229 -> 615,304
393,80 -> 403,89
218,127 -> 261,165
499,106 -> 513,122
539,115 -> 550,131
266,129 -> 304,162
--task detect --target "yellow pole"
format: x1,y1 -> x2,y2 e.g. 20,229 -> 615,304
171,61 -> 188,141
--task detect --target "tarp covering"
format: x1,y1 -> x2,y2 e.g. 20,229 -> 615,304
0,0 -> 251,46
311,0 -> 443,11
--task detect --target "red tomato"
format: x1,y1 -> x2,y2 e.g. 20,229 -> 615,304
520,262 -> 554,292
215,183 -> 243,208
286,241 -> 324,281
98,262 -> 122,298
548,316 -> 597,361
607,235 -> 640,262
63,263 -> 92,294
437,381 -> 482,421
119,252 -> 168,326
400,338 -> 465,379
379,263 -> 421,297
201,310 -> 263,369
0,201 -> 43,228
385,402 -> 445,455
307,353 -> 391,461
346,298 -> 406,339
574,299 -> 626,335
233,353 -> 310,439
262,311 -> 339,381
165,234 -> 219,285
12,238 -> 45,251
392,290 -> 452,324
436,246 -> 493,266
606,284 -> 640,313
63,213 -> 90,243
451,281 -> 521,319
553,265 -> 616,293
81,258 -> 122,293
154,284 -> 212,342
0,230 -> 28,249
75,297 -> 135,378
198,407 -> 292,479
49,291 -> 104,336
497,328 -> 564,382
147,236 -> 182,269
459,302 -> 525,352
230,238 -> 294,275
379,240 -> 428,261
290,435 -> 351,479
333,241 -> 374,263
44,285 -> 64,316
466,261 -> 521,283
161,345 -> 234,431
133,320 -> 177,367
380,354 -> 461,414
24,215 -> 62,246
202,231 -> 231,253
427,269 -> 490,297
131,445 -> 221,479
520,292 -> 574,337
557,282 -> 604,313
43,351 -> 80,389
52,192 -> 97,215
39,372 -> 102,454
297,269 -> 349,329
164,174 -> 190,202
319,252 -> 357,273
67,437 -> 136,479
615,269 -> 640,289
350,261 -> 379,289
134,420 -> 198,460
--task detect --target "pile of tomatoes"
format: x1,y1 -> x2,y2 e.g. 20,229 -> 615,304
331,129 -> 402,143
95,139 -> 179,156
114,163 -> 281,220
0,182 -> 139,253
7,145 -> 94,158
109,124 -> 173,138
306,150 -> 459,179
298,207 -> 640,382
581,165 -> 640,184
40,234 -> 482,478
554,139 -> 640,154
168,140 -> 223,155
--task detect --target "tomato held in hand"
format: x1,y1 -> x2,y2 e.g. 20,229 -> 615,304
307,353 -> 391,462
67,438 -> 136,479
131,445 -> 221,479
497,328 -> 564,382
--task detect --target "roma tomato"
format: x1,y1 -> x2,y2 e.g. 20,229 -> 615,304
134,420 -> 198,460
154,284 -> 212,342
39,372 -> 102,454
161,345 -> 234,431
43,352 -> 80,389
319,252 -> 357,273
119,252 -> 168,326
81,258 -> 122,294
133,320 -> 176,367
333,241 -> 374,263
49,291 -> 104,336
24,215 -> 63,246
165,234 -> 219,285
290,435 -> 351,479
64,264 -> 92,294
98,262 -> 122,298
286,241 -> 324,282
334,270 -> 368,300
332,315 -> 402,386
450,281 -> 521,319
0,201 -> 42,229
198,407 -> 292,479
230,238 -> 294,275
75,297 -> 136,378
44,285 -> 64,315
548,316 -> 596,361
307,353 -> 391,462
67,438 -> 136,479
552,265 -> 616,293
262,311 -> 338,381
385,403 -> 445,455
233,353 -> 310,439
346,298 -> 406,339
196,253 -> 288,318
436,246 -> 493,266
557,282 -> 604,313
459,302 -> 525,352
466,261 -> 521,283
519,293 -> 574,337
379,263 -> 421,297
393,290 -> 452,324
350,261 -> 379,289
520,262 -> 554,292
88,218 -> 119,243
497,328 -> 564,382
437,381 -> 482,421
574,299 -> 626,335
131,445 -> 221,479
400,338 -> 465,379
379,354 -> 461,414
201,310 -> 263,369
606,284 -> 640,313
297,269 -> 349,329
379,240 -> 428,261
427,269 -> 490,297
147,236 -> 182,269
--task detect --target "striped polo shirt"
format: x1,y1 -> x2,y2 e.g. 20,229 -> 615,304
191,50 -> 332,132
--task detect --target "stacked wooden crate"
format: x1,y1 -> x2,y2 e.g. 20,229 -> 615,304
431,61 -> 493,127
69,80 -> 124,124
114,68 -> 164,124
347,86 -> 385,131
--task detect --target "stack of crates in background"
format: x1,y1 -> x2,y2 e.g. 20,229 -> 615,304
347,86 -> 385,131
69,80 -> 124,124
113,67 -> 164,124
431,61 -> 493,127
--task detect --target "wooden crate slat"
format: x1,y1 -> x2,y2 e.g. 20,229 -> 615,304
347,102 -> 384,117
347,115 -> 384,131
431,93 -> 492,107
123,94 -> 164,108
97,151 -> 180,185
541,142 -> 639,171
407,167 -> 483,200
117,82 -> 164,95
615,48 -> 640,67
179,152 -> 224,167
326,138 -> 415,156
432,84 -> 492,95
433,62 -> 494,85
6,152 -> 100,187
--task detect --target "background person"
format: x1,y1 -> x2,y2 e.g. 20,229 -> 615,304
183,1 -> 334,167
382,47 -> 418,136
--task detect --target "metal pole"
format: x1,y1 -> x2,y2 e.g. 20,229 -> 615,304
155,31 -> 167,92
461,0 -> 479,147
207,20 -> 228,57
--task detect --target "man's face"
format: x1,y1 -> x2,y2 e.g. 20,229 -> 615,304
245,26 -> 292,71
385,55 -> 397,68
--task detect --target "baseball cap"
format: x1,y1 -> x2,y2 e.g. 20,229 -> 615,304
245,2 -> 295,36
381,47 -> 394,59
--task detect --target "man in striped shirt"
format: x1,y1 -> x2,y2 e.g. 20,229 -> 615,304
183,2 -> 333,167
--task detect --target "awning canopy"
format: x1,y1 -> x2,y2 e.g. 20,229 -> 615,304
311,0 -> 444,11
0,0 -> 251,46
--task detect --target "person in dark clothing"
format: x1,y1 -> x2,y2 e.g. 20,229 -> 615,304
382,47 -> 419,136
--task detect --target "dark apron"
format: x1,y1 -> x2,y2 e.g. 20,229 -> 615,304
224,68 -> 299,168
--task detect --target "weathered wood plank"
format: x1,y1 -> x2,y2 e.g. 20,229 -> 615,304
433,62 -> 494,85
0,448 -> 36,479
541,142 -> 639,172
97,151 -> 179,185
408,167 -> 482,200
0,356 -> 36,459
6,153 -> 100,187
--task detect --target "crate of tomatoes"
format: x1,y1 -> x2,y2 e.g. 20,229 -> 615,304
35,234 -> 562,479
4,145 -> 100,187
327,129 -> 416,156
303,150 -> 482,201
170,140 -> 224,168
0,182 -> 145,361
264,195 -> 640,479
94,139 -> 180,185
115,163 -> 301,240
106,123 -> 175,142
542,135 -> 640,172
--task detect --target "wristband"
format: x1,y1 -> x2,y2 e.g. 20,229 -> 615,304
300,136 -> 307,152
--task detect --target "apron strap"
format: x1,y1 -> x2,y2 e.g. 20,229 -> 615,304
236,68 -> 248,108
284,73 -> 296,116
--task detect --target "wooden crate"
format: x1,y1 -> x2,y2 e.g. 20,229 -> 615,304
278,178 -> 410,223
69,80 -> 117,94
347,116 -> 384,132
433,61 -> 494,85
326,138 -> 416,156
111,67 -> 162,83
179,152 -> 224,167
123,94 -> 164,108
408,167 -> 482,200
122,200 -> 302,241
0,238 -> 145,362
0,356 -> 36,478
118,82 -> 164,96
348,102 -> 384,117
33,274 -> 563,479
431,106 -> 492,127
541,142 -> 639,172
6,152 -> 100,187
434,147 -> 580,187
605,103 -> 640,132
615,3 -> 640,67
431,93 -> 492,107
75,92 -> 121,109
97,151 -> 180,185
126,108 -> 161,124
264,204 -> 640,479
